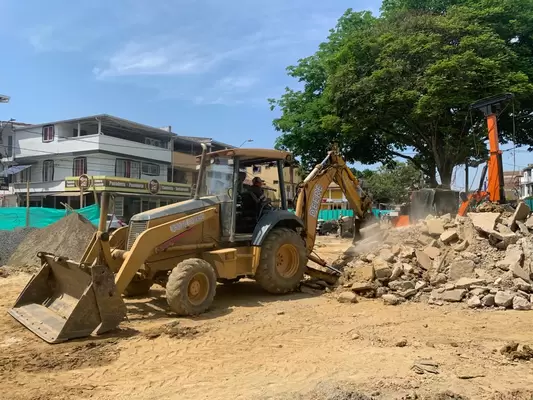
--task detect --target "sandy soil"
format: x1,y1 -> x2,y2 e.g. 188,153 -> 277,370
1,236 -> 533,400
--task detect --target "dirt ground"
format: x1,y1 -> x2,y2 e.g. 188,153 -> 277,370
1,236 -> 533,400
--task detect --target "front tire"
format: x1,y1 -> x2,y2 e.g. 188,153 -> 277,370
255,228 -> 307,294
166,258 -> 217,316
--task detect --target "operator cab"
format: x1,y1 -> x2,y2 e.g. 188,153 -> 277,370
196,148 -> 294,241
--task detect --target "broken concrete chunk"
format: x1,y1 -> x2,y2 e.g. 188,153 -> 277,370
489,230 -> 519,248
351,282 -> 374,292
415,281 -> 428,291
351,264 -> 375,282
481,294 -> 496,307
470,287 -> 489,297
467,296 -> 482,308
426,218 -> 445,237
526,214 -> 533,229
391,245 -> 401,256
440,230 -> 458,244
424,246 -> 441,260
497,223 -> 514,235
430,273 -> 448,286
338,291 -> 358,303
442,289 -> 467,302
512,296 -> 531,310
516,221 -> 530,236
511,263 -> 532,283
454,278 -> 486,290
403,263 -> 414,274
453,240 -> 469,252
400,246 -> 415,259
468,212 -> 500,234
496,244 -> 523,271
509,202 -> 531,231
373,258 -> 392,281
379,248 -> 395,263
415,249 -> 433,270
382,294 -> 402,305
390,263 -> 403,281
513,278 -> 532,293
448,259 -> 475,281
375,287 -> 388,297
389,280 -> 415,292
494,291 -> 515,308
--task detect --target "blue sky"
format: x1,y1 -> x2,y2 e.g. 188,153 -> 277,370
0,0 -> 379,145
1,0 -> 530,191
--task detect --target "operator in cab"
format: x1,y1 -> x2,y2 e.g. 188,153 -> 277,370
249,177 -> 265,198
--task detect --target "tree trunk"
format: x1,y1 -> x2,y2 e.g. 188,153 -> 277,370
437,163 -> 453,189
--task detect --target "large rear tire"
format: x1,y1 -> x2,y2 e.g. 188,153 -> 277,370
255,228 -> 307,294
166,258 -> 217,316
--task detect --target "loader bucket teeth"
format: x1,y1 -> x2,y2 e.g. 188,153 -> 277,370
8,253 -> 126,344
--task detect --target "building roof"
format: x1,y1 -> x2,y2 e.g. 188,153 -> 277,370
12,114 -> 236,147
200,148 -> 293,166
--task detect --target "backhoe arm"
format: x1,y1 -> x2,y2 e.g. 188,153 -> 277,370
295,149 -> 371,252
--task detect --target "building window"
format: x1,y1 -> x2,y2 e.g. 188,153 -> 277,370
42,125 -> 55,142
18,166 -> 31,183
72,128 -> 88,137
273,180 -> 279,185
73,157 -> 87,176
253,166 -> 262,174
42,160 -> 54,182
142,162 -> 160,176
116,159 -> 140,178
145,137 -> 165,148
7,136 -> 13,158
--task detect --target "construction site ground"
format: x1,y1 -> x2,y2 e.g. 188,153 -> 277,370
1,236 -> 533,400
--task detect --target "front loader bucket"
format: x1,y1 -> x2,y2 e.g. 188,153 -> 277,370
8,253 -> 127,344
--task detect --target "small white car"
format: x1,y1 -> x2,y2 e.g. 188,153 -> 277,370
107,214 -> 127,231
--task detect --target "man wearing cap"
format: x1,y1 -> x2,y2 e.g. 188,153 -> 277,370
249,177 -> 266,202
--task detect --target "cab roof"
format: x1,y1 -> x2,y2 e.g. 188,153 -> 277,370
197,148 -> 293,166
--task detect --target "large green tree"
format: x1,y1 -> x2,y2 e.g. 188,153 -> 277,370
364,162 -> 422,203
270,0 -> 533,186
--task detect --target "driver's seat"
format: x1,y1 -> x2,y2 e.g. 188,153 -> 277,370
236,191 -> 259,233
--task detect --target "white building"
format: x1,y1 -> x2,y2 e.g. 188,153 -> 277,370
519,165 -> 533,199
0,114 -> 231,219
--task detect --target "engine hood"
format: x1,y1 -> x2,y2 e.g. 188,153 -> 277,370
130,195 -> 224,222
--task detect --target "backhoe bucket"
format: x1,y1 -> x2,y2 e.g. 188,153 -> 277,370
8,252 -> 126,344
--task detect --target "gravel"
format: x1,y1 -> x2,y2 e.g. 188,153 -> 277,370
0,227 -> 37,266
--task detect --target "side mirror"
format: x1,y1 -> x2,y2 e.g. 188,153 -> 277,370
459,192 -> 468,202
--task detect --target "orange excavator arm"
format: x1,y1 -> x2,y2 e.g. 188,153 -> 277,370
294,147 -> 372,253
470,93 -> 513,204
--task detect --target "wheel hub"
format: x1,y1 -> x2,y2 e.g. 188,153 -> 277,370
275,244 -> 299,278
187,273 -> 209,305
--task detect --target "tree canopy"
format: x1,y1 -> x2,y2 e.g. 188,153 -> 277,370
360,162 -> 422,204
270,0 -> 533,186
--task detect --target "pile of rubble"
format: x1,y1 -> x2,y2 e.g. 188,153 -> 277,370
334,202 -> 533,311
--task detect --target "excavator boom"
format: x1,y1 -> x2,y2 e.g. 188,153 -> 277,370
295,147 -> 371,252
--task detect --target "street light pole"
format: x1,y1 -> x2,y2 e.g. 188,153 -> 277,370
239,139 -> 253,148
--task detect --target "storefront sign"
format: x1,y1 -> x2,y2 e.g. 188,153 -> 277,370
65,176 -> 191,197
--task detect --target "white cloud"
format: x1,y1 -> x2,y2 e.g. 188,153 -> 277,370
93,40 -> 209,78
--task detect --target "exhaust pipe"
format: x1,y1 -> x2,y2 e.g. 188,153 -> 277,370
194,143 -> 208,200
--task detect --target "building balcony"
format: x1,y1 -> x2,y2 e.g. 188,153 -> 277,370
15,134 -> 172,163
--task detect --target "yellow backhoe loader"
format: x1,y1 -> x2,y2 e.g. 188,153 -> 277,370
9,145 -> 371,343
